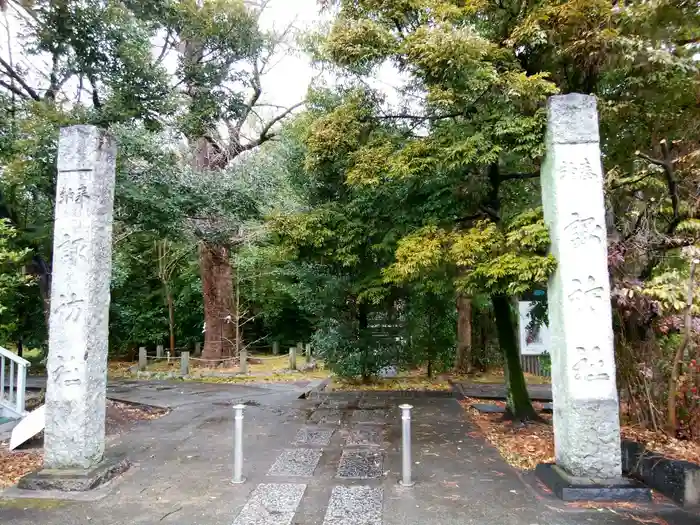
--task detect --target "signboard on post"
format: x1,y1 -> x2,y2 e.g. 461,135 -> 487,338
518,301 -> 550,356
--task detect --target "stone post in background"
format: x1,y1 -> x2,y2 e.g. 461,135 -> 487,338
272,341 -> 279,355
289,347 -> 297,371
537,95 -> 648,501
43,126 -> 118,473
138,347 -> 147,371
181,351 -> 190,376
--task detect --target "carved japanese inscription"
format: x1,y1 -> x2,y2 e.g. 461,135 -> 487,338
56,233 -> 88,265
58,183 -> 90,207
572,345 -> 610,382
557,157 -> 598,182
53,292 -> 85,322
51,355 -> 83,387
568,275 -> 604,312
563,212 -> 604,247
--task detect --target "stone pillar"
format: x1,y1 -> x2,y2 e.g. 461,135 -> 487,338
156,344 -> 164,358
289,347 -> 297,371
181,351 -> 190,376
305,343 -> 312,360
44,126 -> 117,470
272,341 -> 279,356
138,347 -> 147,371
194,342 -> 202,357
540,95 -> 622,481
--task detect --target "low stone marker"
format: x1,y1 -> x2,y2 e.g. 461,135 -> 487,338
289,346 -> 297,370
138,347 -> 147,371
272,341 -> 279,355
181,351 -> 190,376
19,126 -> 128,491
536,94 -> 649,501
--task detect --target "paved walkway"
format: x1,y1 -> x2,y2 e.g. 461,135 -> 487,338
1,382 -> 697,525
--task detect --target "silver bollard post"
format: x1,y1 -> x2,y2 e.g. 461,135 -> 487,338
232,404 -> 246,484
399,404 -> 415,487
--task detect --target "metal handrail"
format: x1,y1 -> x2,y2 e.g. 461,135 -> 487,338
0,346 -> 31,415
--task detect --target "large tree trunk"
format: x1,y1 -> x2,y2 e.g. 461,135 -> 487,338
455,292 -> 472,374
492,294 -> 538,421
166,285 -> 175,355
200,241 -> 235,362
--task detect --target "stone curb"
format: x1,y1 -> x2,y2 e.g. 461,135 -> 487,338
299,378 -> 331,399
622,440 -> 700,509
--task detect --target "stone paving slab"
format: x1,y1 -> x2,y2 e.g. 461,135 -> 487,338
232,483 -> 306,525
343,427 -> 383,447
309,409 -> 343,425
358,398 -> 389,409
294,428 -> 334,446
349,409 -> 387,425
319,398 -> 355,410
268,449 -> 323,477
454,381 -> 552,401
337,449 -> 383,479
322,486 -> 383,525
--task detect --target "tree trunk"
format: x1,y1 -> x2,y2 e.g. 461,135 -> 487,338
30,254 -> 51,333
234,262 -> 242,358
199,241 -> 235,362
359,302 -> 370,382
492,294 -> 538,421
667,259 -> 697,434
455,292 -> 472,374
166,286 -> 175,355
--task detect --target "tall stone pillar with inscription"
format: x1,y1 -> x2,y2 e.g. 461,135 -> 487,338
536,95 -> 649,501
20,126 -> 128,491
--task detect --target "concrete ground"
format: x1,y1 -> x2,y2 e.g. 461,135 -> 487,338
1,380 -> 697,525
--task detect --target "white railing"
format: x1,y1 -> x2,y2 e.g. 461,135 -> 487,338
0,346 -> 30,416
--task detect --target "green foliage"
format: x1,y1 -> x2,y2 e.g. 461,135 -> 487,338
0,220 -> 32,313
387,210 -> 556,296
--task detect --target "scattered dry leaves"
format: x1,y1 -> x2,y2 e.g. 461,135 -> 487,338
460,398 -> 700,471
621,426 -> 700,464
467,369 -> 551,385
459,397 -> 555,470
0,442 -> 42,488
331,375 -> 452,392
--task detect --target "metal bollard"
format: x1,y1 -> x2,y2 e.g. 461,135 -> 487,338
399,404 -> 415,487
232,404 -> 246,484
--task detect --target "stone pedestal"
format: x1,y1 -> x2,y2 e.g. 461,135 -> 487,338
30,125 -> 122,490
538,95 -> 649,501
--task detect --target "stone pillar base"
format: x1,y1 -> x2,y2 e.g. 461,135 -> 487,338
17,456 -> 130,492
535,463 -> 651,502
